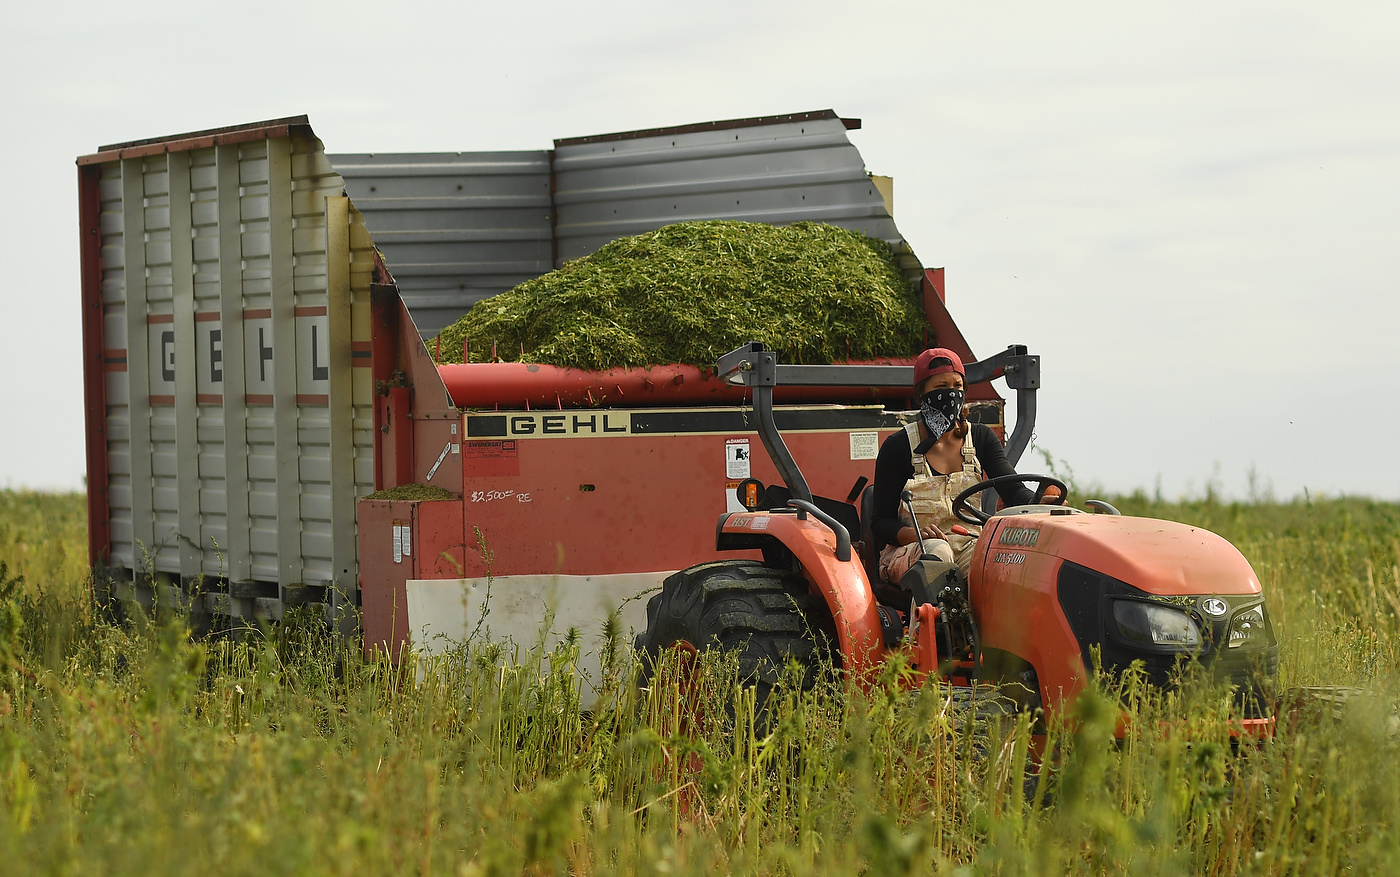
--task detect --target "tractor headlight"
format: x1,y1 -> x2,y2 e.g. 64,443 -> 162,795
1227,605 -> 1268,649
1112,600 -> 1201,649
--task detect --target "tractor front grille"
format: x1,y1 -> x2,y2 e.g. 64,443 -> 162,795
1057,562 -> 1278,719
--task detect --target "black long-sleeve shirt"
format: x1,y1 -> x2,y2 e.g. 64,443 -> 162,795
870,423 -> 1033,550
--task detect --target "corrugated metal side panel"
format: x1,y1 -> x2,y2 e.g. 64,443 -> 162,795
329,152 -> 552,337
289,135 -> 335,587
99,163 -> 133,570
92,126 -> 364,617
289,132 -> 368,615
137,154 -> 182,576
337,198 -> 376,630
246,404 -> 280,583
190,148 -> 228,578
333,117 -> 924,337
215,143 -> 253,587
239,139 -> 281,585
552,117 -> 911,269
346,206 -> 378,498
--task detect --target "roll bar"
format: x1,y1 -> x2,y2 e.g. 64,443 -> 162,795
962,344 -> 1041,466
715,342 -> 1040,504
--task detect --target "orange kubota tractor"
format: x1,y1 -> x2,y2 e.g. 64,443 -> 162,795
636,342 -> 1278,732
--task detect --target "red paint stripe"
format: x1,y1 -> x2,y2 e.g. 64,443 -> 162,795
150,395 -> 175,405
294,306 -> 328,317
352,341 -> 372,352
103,348 -> 126,360
296,394 -> 329,406
197,394 -> 223,404
245,394 -> 274,405
194,311 -> 221,322
79,164 -> 111,568
146,313 -> 175,324
243,308 -> 272,319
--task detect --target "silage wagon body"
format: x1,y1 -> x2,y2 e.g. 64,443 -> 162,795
76,111 -> 1008,662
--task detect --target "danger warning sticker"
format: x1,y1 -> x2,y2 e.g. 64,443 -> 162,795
725,438 -> 751,479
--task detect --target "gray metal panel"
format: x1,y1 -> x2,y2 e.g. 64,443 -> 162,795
288,134 -> 368,604
328,151 -> 553,336
168,151 -> 201,580
336,118 -> 923,339
346,205 -> 378,504
267,137 -> 302,591
552,117 -> 908,267
325,196 -> 356,630
92,122 -> 373,620
216,143 -> 253,588
190,147 -> 231,581
239,139 -> 280,586
121,158 -> 156,574
101,162 -> 134,569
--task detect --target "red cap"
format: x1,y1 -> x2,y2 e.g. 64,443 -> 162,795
913,347 -> 965,386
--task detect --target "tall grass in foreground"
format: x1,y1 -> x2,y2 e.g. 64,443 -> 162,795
0,489 -> 1397,874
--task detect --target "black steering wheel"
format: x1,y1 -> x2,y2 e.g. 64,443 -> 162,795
951,474 -> 1069,526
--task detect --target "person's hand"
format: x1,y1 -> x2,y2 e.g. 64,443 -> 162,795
900,523 -> 948,545
919,522 -> 947,542
1038,485 -> 1064,504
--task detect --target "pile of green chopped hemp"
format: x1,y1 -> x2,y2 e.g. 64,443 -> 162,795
364,484 -> 458,501
429,220 -> 926,371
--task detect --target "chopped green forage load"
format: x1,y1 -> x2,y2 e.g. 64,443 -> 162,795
429,220 -> 927,370
363,484 -> 458,501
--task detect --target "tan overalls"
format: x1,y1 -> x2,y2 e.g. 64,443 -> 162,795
878,421 -> 984,584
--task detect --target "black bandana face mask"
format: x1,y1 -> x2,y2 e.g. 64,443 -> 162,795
915,387 -> 966,454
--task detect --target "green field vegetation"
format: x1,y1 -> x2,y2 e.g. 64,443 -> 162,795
0,488 -> 1397,874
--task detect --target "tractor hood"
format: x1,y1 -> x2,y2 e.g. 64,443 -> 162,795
989,512 -> 1262,597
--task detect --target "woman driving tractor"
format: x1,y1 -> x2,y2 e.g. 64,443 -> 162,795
870,347 -> 1040,586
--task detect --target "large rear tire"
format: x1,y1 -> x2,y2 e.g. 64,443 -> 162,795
634,560 -> 839,701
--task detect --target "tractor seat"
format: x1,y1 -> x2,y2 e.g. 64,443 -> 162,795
858,483 -> 918,612
858,484 -> 882,587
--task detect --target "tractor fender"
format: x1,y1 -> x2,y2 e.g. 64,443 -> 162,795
717,512 -> 884,674
973,521 -> 1089,715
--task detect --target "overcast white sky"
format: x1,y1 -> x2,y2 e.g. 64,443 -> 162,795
3,0 -> 1397,499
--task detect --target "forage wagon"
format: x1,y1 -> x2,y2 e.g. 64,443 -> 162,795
76,110 -> 1277,721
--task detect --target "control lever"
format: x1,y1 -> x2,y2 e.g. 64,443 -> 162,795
901,489 -> 955,656
901,489 -> 928,555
